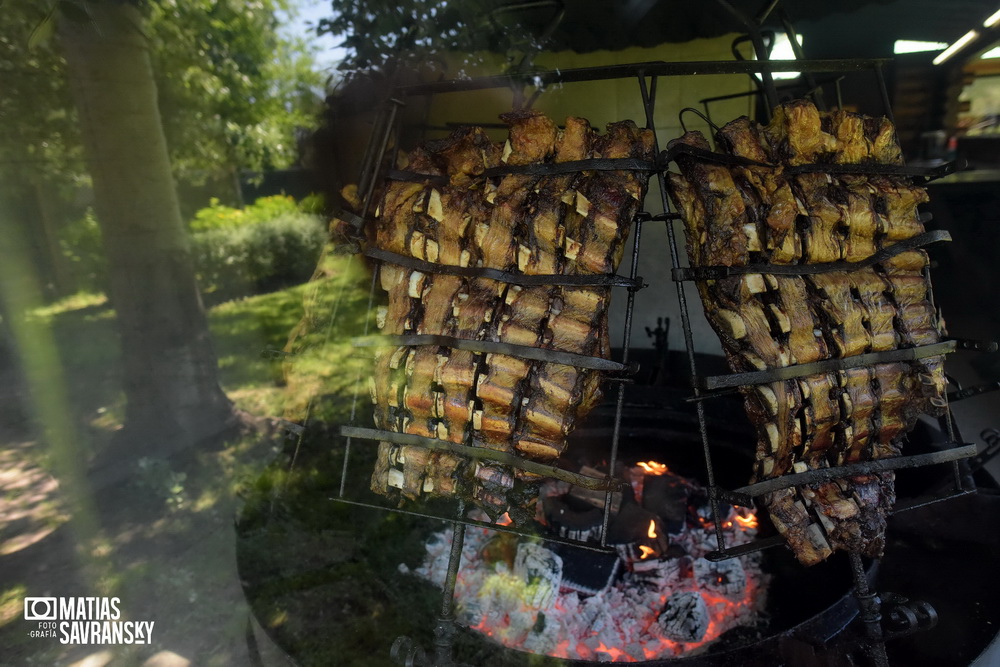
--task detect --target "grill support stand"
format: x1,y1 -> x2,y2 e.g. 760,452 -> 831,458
317,4 -> 989,663
850,552 -> 891,667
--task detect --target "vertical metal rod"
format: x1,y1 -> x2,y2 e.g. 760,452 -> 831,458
702,100 -> 714,134
636,73 -> 728,553
777,10 -> 826,111
361,98 -> 405,220
849,552 -> 890,667
339,97 -> 405,498
714,0 -> 779,111
874,63 -> 895,125
754,0 -> 781,24
340,265 -> 382,498
389,96 -> 406,170
356,107 -> 388,206
600,216 -> 644,546
434,500 -> 467,667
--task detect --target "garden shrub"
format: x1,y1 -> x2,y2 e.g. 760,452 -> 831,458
59,195 -> 326,304
59,208 -> 108,294
191,209 -> 326,304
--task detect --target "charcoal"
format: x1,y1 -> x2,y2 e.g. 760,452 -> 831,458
658,591 -> 710,643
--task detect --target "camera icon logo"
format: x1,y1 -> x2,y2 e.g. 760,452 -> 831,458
24,598 -> 57,621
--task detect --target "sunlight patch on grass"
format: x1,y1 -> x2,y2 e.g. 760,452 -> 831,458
88,399 -> 126,433
27,291 -> 108,321
192,487 -> 219,513
0,584 -> 26,627
225,386 -> 287,419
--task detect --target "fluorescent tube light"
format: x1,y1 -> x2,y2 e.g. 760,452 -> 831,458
769,33 -> 803,80
894,40 -> 948,54
984,7 -> 1000,28
933,30 -> 980,65
982,45 -> 1000,58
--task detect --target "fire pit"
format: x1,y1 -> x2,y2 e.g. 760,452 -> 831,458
405,458 -> 768,662
243,4 -> 1000,662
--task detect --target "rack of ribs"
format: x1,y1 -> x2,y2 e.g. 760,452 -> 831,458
367,111 -> 654,518
666,100 -> 948,565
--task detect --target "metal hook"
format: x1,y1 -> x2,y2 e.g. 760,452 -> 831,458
679,107 -> 724,136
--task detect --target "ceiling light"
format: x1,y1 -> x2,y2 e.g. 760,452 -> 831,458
982,45 -> 1000,58
769,33 -> 803,80
933,30 -> 980,65
984,7 -> 1000,28
894,40 -> 948,54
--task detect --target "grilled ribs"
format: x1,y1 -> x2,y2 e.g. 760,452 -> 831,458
369,112 -> 654,517
666,100 -> 947,565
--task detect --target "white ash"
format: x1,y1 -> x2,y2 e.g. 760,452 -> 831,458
407,508 -> 769,662
658,590 -> 710,643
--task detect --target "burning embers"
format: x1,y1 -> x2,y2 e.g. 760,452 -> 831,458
403,461 -> 769,661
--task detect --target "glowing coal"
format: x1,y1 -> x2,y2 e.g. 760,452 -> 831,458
402,462 -> 770,661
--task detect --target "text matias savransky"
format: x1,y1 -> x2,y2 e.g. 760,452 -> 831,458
24,596 -> 155,645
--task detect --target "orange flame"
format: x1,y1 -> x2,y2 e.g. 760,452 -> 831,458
647,519 -> 657,539
496,512 -> 513,526
638,545 -> 655,559
636,460 -> 668,475
734,512 -> 758,530
596,641 -> 626,661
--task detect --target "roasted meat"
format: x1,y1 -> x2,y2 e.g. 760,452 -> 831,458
667,100 -> 947,565
368,112 -> 654,516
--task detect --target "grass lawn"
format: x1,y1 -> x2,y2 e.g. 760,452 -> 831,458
0,251 -> 456,666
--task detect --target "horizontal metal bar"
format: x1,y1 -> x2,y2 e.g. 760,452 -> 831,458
364,247 -> 642,288
339,425 -> 626,491
698,75 -> 845,105
948,380 -> 1000,403
684,387 -> 742,403
706,488 -> 977,561
386,169 -> 448,186
354,334 -> 634,373
706,534 -> 785,561
709,487 -> 755,508
732,444 -> 978,498
482,157 -> 659,177
784,160 -> 962,182
699,340 -> 956,390
665,145 -> 961,183
892,489 -> 977,514
673,230 -> 952,281
664,141 -> 772,168
954,338 -> 999,353
329,497 -> 619,554
394,59 -> 894,95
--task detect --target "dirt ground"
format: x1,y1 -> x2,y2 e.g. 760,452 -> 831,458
0,427 -> 295,667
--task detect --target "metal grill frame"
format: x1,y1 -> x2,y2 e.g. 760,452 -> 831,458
303,10 -> 990,667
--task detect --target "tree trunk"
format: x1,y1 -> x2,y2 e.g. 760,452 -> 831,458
33,179 -> 71,297
59,3 -> 236,452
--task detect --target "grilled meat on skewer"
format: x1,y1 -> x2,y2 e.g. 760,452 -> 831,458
368,112 -> 654,517
667,100 -> 947,565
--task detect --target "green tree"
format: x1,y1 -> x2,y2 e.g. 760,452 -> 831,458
149,0 -> 322,199
0,0 -> 323,461
317,0 -> 545,75
0,0 -> 321,207
57,1 -> 238,455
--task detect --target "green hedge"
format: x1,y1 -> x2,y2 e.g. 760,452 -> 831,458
59,196 -> 326,304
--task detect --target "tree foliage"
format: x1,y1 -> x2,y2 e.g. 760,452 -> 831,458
149,0 -> 323,182
0,0 -> 322,191
0,2 -> 85,192
317,0 -> 550,75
